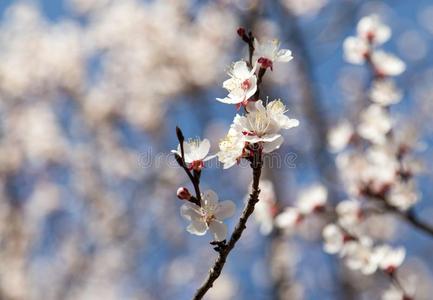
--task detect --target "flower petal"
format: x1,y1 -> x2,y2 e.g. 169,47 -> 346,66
180,202 -> 201,221
202,189 -> 219,207
187,219 -> 208,236
197,139 -> 210,159
262,136 -> 284,153
215,201 -> 236,220
276,49 -> 293,62
216,96 -> 242,104
279,116 -> 300,129
260,133 -> 281,143
233,61 -> 250,78
209,220 -> 228,241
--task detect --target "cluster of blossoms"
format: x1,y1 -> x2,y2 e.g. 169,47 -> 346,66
173,29 -> 299,244
327,15 -> 416,299
322,200 -> 406,277
334,14 -> 419,212
260,15 -> 417,300
274,184 -> 328,231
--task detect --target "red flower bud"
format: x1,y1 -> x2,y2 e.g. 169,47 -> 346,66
237,27 -> 246,37
177,187 -> 191,200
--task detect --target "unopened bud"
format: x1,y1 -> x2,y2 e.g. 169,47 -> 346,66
176,126 -> 184,144
237,27 -> 246,37
177,187 -> 191,200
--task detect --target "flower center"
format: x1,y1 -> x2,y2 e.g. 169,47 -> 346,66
204,213 -> 215,225
241,79 -> 251,91
248,111 -> 270,137
188,160 -> 204,171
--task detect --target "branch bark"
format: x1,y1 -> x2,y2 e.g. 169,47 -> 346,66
192,151 -> 263,300
387,206 -> 433,237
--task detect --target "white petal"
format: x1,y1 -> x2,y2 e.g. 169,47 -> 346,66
262,136 -> 284,153
197,139 -> 210,159
187,219 -> 208,236
216,96 -> 242,104
260,133 -> 281,143
209,220 -> 228,241
180,202 -> 201,221
254,100 -> 266,112
245,77 -> 258,100
222,78 -> 237,91
202,189 -> 219,207
371,51 -> 406,76
275,207 -> 299,229
232,61 -> 250,78
276,49 -> 293,62
215,201 -> 236,220
280,116 -> 300,129
343,36 -> 368,65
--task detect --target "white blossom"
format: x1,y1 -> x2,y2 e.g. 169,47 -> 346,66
387,182 -> 419,211
296,184 -> 327,214
343,15 -> 405,79
265,99 -> 300,130
357,104 -> 392,144
371,51 -> 406,76
254,39 -> 293,70
343,36 -> 369,64
362,146 -> 399,191
275,207 -> 301,231
180,190 -> 236,241
374,245 -> 405,272
370,79 -> 403,106
357,14 -> 391,45
341,237 -> 380,275
232,99 -> 299,153
328,120 -> 354,152
217,61 -> 257,105
217,128 -> 246,169
336,152 -> 369,196
322,224 -> 345,254
336,199 -> 362,228
172,138 -> 214,170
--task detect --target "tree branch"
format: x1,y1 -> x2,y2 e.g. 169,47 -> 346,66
192,150 -> 263,300
390,207 -> 433,237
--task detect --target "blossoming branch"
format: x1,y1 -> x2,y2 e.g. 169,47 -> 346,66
172,28 -> 298,299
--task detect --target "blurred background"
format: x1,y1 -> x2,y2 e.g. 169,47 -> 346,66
0,0 -> 432,299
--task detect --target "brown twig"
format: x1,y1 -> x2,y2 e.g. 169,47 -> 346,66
174,127 -> 202,206
387,205 -> 433,237
192,148 -> 263,300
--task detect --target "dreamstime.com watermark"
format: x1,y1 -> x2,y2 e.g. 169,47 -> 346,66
139,148 -> 297,169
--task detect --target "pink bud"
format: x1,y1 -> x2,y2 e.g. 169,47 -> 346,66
177,187 -> 191,200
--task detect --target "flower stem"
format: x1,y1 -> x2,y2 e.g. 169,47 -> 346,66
192,148 -> 263,300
